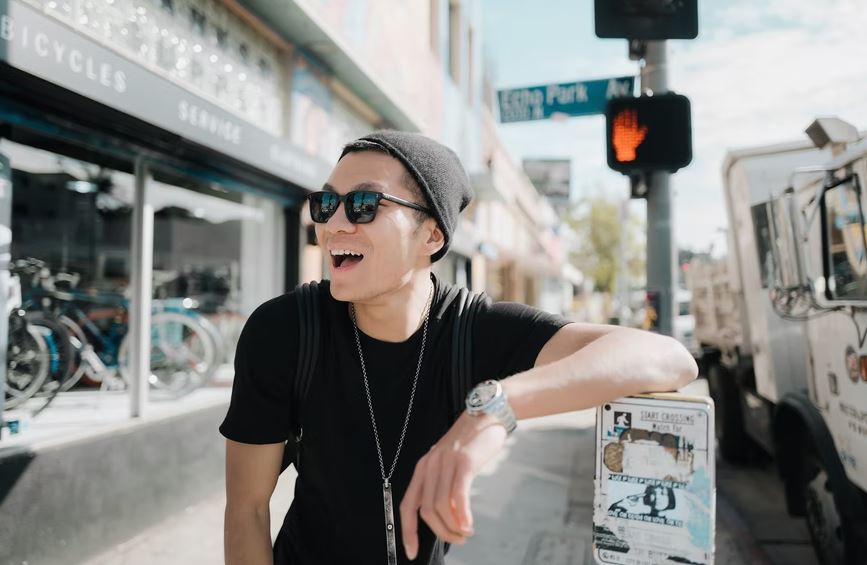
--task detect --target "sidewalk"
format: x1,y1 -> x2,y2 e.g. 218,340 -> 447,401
83,402 -> 755,565
84,411 -> 601,565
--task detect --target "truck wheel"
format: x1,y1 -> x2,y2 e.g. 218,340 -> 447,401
707,363 -> 761,464
803,450 -> 867,565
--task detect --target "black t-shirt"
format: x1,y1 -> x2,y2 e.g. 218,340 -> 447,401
219,275 -> 570,564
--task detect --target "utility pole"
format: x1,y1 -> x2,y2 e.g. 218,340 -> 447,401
641,41 -> 675,337
617,198 -> 630,323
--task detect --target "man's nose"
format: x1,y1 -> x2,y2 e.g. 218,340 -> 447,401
324,202 -> 357,233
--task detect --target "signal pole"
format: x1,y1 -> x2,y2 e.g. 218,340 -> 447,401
641,41 -> 675,337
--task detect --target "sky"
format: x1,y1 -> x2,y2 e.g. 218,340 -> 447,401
483,0 -> 867,257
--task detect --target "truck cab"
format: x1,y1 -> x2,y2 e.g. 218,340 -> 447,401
690,118 -> 867,564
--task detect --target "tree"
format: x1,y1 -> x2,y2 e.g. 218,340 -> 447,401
566,197 -> 646,295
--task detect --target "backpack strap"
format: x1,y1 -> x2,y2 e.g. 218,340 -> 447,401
295,281 -> 321,411
449,288 -> 488,421
281,281 -> 320,473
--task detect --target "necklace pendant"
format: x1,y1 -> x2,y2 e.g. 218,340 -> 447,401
383,480 -> 398,565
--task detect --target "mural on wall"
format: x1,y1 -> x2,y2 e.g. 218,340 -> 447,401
290,56 -> 372,163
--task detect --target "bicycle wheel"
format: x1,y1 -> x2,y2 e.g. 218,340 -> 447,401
5,314 -> 51,409
56,314 -> 95,392
186,312 -> 226,387
118,311 -> 217,395
24,312 -> 74,392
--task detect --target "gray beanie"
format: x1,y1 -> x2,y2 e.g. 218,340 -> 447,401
339,130 -> 474,262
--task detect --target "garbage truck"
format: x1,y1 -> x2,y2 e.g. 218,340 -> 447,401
688,117 -> 867,564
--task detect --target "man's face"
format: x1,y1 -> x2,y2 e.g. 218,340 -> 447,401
315,151 -> 442,302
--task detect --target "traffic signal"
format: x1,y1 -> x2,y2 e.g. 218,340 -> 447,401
605,93 -> 692,174
595,0 -> 698,40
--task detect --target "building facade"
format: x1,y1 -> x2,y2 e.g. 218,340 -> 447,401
0,0 -> 571,416
0,2 -> 575,561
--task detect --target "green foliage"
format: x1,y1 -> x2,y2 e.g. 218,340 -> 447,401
566,197 -> 646,293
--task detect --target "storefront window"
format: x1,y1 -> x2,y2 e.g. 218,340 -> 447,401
146,173 -> 284,384
3,138 -> 134,409
3,138 -> 284,413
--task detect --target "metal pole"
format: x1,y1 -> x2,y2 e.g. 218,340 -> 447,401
642,41 -> 675,336
617,198 -> 630,324
130,156 -> 153,418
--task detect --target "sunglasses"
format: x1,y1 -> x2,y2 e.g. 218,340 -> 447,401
307,190 -> 431,224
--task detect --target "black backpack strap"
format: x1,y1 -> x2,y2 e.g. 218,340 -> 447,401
295,281 -> 321,412
281,281 -> 320,473
450,287 -> 469,419
449,288 -> 488,421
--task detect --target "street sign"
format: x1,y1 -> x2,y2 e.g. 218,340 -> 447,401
498,76 -> 635,124
605,93 -> 692,173
523,159 -> 571,199
595,0 -> 699,40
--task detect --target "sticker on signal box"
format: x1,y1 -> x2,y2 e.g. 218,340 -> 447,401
593,394 -> 715,565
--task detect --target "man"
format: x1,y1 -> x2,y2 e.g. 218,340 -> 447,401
221,130 -> 697,564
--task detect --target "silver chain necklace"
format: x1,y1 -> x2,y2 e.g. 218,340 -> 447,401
349,279 -> 434,565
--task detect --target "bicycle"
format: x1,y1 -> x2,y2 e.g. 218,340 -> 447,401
19,259 -> 222,397
5,257 -> 83,412
5,271 -> 51,410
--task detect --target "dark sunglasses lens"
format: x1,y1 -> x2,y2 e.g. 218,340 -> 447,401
310,192 -> 339,223
346,191 -> 379,224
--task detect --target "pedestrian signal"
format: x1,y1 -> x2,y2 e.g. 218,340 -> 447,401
605,94 -> 692,174
595,0 -> 698,40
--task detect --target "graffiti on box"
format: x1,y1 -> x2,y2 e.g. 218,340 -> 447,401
593,396 -> 715,565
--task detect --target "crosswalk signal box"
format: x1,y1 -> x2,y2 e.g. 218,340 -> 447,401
605,94 -> 692,174
595,0 -> 698,40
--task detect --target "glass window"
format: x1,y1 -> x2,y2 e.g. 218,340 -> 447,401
429,0 -> 439,55
3,138 -> 285,413
751,202 -> 773,289
825,176 -> 867,301
448,1 -> 461,84
3,138 -> 134,409
147,172 -> 284,384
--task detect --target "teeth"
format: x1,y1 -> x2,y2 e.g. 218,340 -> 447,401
330,249 -> 363,257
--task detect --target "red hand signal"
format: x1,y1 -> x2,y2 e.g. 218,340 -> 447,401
612,109 -> 648,162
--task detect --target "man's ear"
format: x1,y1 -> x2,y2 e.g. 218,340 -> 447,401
424,221 -> 445,258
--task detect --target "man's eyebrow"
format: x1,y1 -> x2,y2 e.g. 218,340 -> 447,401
352,181 -> 387,192
320,181 -> 388,194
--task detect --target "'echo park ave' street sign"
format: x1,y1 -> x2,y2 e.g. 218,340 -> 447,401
498,76 -> 635,124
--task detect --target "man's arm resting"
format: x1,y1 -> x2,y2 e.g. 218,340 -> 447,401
504,323 -> 699,420
224,439 -> 284,565
399,324 -> 698,558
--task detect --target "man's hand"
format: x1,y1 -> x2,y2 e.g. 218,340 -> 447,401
399,412 -> 509,560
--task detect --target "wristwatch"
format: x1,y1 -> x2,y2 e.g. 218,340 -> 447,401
465,379 -> 517,435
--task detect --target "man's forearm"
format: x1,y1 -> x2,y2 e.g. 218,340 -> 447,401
502,328 -> 698,420
224,507 -> 273,565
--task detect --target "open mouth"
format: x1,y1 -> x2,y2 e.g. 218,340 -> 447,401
331,250 -> 365,270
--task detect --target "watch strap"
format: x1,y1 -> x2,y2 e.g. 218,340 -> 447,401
466,380 -> 517,434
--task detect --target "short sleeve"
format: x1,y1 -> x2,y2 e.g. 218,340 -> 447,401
472,299 -> 571,384
219,293 -> 297,444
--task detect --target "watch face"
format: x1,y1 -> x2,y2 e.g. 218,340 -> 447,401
468,380 -> 498,409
